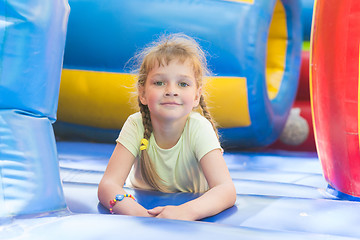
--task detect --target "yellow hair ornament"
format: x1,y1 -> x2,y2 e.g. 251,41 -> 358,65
140,138 -> 149,151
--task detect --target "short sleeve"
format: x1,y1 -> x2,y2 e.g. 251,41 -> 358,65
116,113 -> 143,158
190,114 -> 222,161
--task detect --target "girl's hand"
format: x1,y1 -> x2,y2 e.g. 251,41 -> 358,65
147,205 -> 195,221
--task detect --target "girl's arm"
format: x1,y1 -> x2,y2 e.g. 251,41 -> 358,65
148,149 -> 236,220
98,143 -> 152,217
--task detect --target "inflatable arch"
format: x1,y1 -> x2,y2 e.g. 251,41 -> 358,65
55,0 -> 302,149
310,0 -> 360,198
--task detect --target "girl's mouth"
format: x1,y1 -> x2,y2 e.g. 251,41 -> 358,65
161,102 -> 181,106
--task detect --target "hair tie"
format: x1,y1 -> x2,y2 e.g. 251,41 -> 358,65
140,138 -> 149,151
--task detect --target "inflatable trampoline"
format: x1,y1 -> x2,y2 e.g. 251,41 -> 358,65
2,0 -> 360,239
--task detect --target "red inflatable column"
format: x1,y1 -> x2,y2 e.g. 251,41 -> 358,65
310,0 -> 360,197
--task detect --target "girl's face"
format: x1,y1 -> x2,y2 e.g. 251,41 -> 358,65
139,59 -> 201,124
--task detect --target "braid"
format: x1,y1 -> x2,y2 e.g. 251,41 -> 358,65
199,95 -> 219,139
138,99 -> 170,192
139,100 -> 152,139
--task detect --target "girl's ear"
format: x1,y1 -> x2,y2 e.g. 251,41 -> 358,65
139,86 -> 148,105
193,87 -> 202,108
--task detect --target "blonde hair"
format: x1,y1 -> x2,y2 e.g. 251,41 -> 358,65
135,33 -> 218,192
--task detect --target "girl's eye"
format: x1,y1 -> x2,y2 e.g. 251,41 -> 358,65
179,82 -> 189,87
154,81 -> 164,86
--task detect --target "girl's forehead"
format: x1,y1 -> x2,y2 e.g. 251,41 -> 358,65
148,59 -> 194,73
149,57 -> 192,68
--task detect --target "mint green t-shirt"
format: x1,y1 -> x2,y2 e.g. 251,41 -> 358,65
116,111 -> 222,193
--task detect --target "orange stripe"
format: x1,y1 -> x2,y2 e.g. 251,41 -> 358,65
309,0 -> 318,152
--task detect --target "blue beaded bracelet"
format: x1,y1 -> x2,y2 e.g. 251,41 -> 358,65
109,194 -> 135,214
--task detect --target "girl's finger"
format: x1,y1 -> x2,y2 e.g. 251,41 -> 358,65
147,207 -> 163,215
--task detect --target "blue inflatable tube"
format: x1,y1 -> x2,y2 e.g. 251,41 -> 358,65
0,0 -> 70,216
301,0 -> 314,41
56,0 -> 302,149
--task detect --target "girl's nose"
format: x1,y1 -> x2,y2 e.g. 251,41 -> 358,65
165,84 -> 178,96
165,91 -> 178,97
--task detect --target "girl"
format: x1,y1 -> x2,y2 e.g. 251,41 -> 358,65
98,34 -> 236,221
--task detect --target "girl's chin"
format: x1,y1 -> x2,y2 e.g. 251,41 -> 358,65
151,112 -> 190,122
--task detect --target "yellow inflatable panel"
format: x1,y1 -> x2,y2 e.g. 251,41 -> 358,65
59,70 -> 251,129
204,76 -> 250,128
59,70 -> 137,129
266,0 -> 287,100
